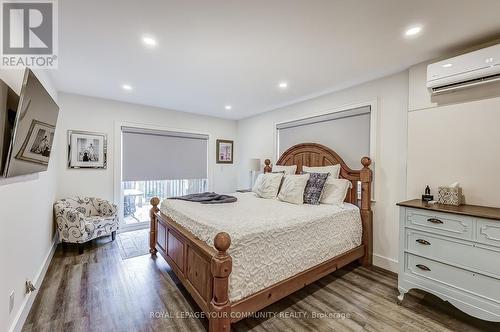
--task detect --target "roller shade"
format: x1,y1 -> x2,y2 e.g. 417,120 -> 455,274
277,106 -> 370,168
122,127 -> 208,181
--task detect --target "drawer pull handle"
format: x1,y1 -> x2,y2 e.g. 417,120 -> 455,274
416,264 -> 431,271
416,239 -> 431,245
427,218 -> 443,224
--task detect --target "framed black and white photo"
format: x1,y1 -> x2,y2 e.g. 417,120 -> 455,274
15,119 -> 55,165
216,139 -> 233,164
68,130 -> 107,169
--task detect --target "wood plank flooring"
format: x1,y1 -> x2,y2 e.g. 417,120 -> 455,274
23,233 -> 500,332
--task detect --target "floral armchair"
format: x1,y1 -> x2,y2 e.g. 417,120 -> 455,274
54,197 -> 119,253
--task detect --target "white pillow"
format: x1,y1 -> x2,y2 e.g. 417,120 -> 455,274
278,174 -> 310,204
302,164 -> 340,178
252,173 -> 284,198
273,164 -> 297,175
320,178 -> 352,205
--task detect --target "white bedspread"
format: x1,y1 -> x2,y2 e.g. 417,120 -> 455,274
160,192 -> 362,302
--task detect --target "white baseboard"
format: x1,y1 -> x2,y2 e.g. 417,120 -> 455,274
373,253 -> 398,273
9,234 -> 58,332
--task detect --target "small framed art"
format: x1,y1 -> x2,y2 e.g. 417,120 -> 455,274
68,130 -> 107,169
216,139 -> 233,164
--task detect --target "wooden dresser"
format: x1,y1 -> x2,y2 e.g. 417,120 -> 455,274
397,199 -> 500,321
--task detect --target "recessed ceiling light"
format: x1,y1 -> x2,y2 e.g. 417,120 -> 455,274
142,35 -> 157,47
225,105 -> 232,110
442,63 -> 453,68
122,84 -> 133,91
405,25 -> 423,37
278,81 -> 288,89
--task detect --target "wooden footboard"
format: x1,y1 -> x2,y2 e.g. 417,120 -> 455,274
149,143 -> 373,332
150,204 -> 232,330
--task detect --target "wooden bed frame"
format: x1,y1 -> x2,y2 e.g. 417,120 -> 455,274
149,143 -> 373,332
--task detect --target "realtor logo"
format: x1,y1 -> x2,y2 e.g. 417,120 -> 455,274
1,0 -> 58,68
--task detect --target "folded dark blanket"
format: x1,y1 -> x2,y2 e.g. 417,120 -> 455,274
169,192 -> 237,204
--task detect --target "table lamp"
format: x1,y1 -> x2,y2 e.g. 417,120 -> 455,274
248,158 -> 261,187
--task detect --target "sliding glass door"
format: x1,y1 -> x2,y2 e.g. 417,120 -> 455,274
121,127 -> 208,228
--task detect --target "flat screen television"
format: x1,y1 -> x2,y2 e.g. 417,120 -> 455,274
0,68 -> 59,178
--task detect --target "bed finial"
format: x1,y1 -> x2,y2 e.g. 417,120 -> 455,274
264,159 -> 272,173
150,197 -> 160,207
149,197 -> 160,256
214,232 -> 231,253
361,156 -> 371,167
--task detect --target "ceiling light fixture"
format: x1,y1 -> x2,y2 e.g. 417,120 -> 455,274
225,105 -> 232,110
404,25 -> 423,37
142,35 -> 157,47
122,84 -> 133,91
442,63 -> 453,68
278,81 -> 288,89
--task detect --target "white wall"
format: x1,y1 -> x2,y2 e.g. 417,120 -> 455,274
237,71 -> 409,272
54,93 -> 238,204
407,62 -> 500,206
0,68 -> 59,332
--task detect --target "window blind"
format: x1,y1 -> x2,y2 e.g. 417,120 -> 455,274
277,106 -> 370,168
122,127 -> 208,181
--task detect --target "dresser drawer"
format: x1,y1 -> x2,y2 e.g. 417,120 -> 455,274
405,253 -> 500,303
477,219 -> 500,247
406,229 -> 500,278
406,208 -> 473,240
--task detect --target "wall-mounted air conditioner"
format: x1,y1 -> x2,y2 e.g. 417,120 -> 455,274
427,43 -> 500,95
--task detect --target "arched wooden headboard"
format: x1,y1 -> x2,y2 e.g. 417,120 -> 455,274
264,142 -> 373,265
267,143 -> 371,205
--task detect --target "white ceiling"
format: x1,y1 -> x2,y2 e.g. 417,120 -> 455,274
52,0 -> 500,119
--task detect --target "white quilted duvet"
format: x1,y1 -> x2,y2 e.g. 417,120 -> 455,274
160,192 -> 362,301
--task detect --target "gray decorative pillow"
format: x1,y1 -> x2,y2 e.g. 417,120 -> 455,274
303,172 -> 329,204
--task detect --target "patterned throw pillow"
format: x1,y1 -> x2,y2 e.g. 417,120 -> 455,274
303,172 -> 330,204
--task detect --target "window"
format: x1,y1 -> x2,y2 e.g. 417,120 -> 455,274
121,127 -> 208,225
276,105 -> 374,200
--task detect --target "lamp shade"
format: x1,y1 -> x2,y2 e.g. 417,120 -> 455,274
248,158 -> 261,171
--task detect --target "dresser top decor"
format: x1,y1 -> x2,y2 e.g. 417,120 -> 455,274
397,199 -> 500,221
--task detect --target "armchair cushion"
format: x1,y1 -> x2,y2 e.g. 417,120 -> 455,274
54,196 -> 119,243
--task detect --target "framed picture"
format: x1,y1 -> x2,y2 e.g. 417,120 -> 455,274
15,119 -> 56,165
68,130 -> 107,169
216,139 -> 233,164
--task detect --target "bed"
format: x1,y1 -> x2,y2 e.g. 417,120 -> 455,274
149,143 -> 373,332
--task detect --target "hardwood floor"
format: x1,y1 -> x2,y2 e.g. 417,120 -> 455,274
23,233 -> 500,332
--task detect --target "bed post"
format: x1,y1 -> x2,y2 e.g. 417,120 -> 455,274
149,197 -> 160,256
359,157 -> 373,267
210,232 -> 232,332
264,159 -> 272,173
